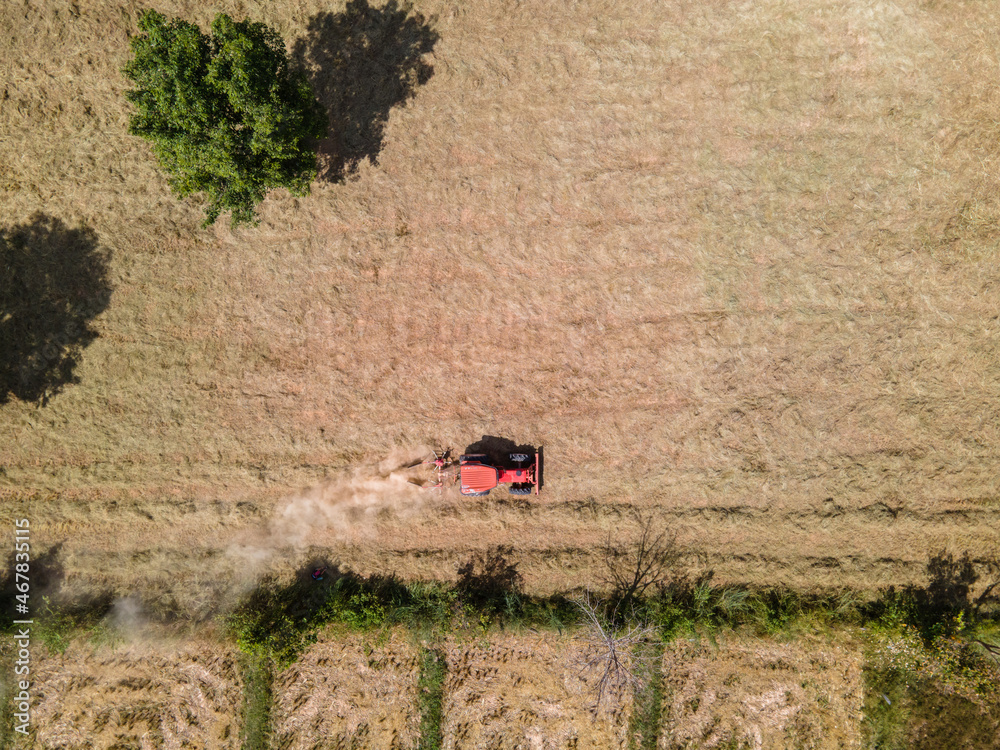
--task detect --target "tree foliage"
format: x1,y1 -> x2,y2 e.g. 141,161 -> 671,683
122,10 -> 327,226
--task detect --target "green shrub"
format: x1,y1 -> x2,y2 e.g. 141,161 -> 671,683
226,579 -> 316,666
30,595 -> 120,653
392,581 -> 456,632
229,571 -> 401,664
320,587 -> 386,630
122,9 -> 327,226
35,596 -> 77,654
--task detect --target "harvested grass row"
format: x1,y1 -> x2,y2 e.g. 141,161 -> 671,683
26,640 -> 244,748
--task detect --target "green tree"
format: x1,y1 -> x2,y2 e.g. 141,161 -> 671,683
123,10 -> 327,226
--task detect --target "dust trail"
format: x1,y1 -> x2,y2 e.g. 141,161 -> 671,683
106,595 -> 148,638
226,445 -> 436,579
43,448 -> 440,621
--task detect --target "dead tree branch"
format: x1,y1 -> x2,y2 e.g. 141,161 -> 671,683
572,592 -> 655,714
971,638 -> 1000,667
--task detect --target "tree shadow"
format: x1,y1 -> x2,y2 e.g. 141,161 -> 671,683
456,545 -> 523,615
230,558 -> 415,663
919,551 -> 979,622
292,0 -> 439,182
0,542 -> 114,630
0,543 -> 66,623
0,213 -> 112,406
868,551 -> 1000,642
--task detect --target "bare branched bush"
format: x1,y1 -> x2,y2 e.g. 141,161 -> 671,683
971,556 -> 1000,619
572,592 -> 655,714
970,556 -> 1000,666
600,513 -> 684,612
971,637 -> 1000,666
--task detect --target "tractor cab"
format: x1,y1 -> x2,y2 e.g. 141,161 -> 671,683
459,452 -> 538,497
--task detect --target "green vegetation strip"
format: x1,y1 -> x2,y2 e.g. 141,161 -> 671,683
2,547 -> 995,746
240,653 -> 274,750
416,647 -> 447,750
226,567 -> 577,667
628,639 -> 665,750
0,662 -> 14,750
220,561 -> 997,746
863,653 -> 912,750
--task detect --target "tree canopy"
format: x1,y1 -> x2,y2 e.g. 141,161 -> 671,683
123,10 -> 327,226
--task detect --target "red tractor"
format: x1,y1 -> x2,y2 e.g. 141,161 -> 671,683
459,452 -> 539,496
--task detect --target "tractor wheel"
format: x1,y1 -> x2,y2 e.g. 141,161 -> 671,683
509,453 -> 530,463
509,484 -> 533,496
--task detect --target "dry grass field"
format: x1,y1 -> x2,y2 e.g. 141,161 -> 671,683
1,0 -> 1000,628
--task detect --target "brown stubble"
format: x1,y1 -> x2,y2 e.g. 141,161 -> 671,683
441,630 -> 633,748
29,638 -> 244,748
661,631 -> 865,749
272,628 -> 422,749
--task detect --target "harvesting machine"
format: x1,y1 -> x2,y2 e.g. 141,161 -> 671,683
420,448 -> 540,496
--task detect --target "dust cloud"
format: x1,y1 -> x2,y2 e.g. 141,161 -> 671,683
107,595 -> 147,635
226,446 -> 436,578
